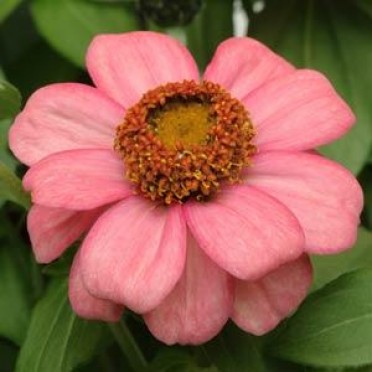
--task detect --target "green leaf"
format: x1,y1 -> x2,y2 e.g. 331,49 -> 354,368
0,0 -> 22,23
16,278 -> 107,372
0,77 -> 21,177
0,339 -> 19,372
359,165 -> 372,229
269,269 -> 372,368
263,357 -> 310,372
148,348 -> 217,372
0,161 -> 30,209
0,6 -> 82,99
6,40 -> 82,100
0,119 -> 17,170
30,0 -> 138,67
0,205 -> 39,292
249,0 -> 372,174
0,72 -> 19,175
42,247 -> 77,277
0,243 -> 32,344
311,227 -> 372,291
0,80 -> 21,119
203,324 -> 267,372
186,0 -> 234,70
0,3 -> 40,67
355,0 -> 372,18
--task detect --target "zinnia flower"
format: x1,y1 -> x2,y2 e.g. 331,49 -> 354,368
9,32 -> 363,345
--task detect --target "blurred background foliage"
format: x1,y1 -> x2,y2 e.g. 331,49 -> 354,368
1,0 -> 372,371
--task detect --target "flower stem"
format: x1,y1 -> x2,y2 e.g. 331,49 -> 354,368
108,318 -> 148,371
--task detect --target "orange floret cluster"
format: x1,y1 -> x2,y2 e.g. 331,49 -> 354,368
114,80 -> 256,204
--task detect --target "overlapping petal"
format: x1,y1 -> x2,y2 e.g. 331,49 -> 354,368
23,149 -> 132,210
184,185 -> 305,280
87,31 -> 200,107
28,205 -> 104,263
203,37 -> 294,100
10,31 -> 363,344
9,83 -> 124,166
144,234 -> 232,345
246,152 -> 363,253
80,197 -> 186,313
232,255 -> 312,335
69,251 -> 124,322
244,70 -> 355,151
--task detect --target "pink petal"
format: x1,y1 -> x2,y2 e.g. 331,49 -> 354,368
244,69 -> 355,151
23,149 -> 132,210
203,37 -> 294,100
80,197 -> 186,313
144,233 -> 233,345
9,83 -> 124,166
184,185 -> 305,280
246,151 -> 363,253
28,205 -> 104,263
86,32 -> 200,107
69,251 -> 124,322
232,255 -> 312,335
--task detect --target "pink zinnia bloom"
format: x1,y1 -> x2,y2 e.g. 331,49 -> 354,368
9,32 -> 363,345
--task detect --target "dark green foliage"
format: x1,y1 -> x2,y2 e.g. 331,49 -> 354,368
1,1 -> 372,371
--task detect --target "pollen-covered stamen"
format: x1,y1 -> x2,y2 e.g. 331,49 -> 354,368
114,80 -> 256,204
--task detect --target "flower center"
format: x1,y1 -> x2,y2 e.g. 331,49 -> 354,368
114,80 -> 256,205
150,100 -> 212,150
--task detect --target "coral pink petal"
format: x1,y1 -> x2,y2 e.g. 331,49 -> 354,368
69,251 -> 124,322
87,31 -> 200,107
246,151 -> 363,253
80,197 -> 186,313
23,149 -> 132,210
9,83 -> 124,166
28,205 -> 104,263
244,69 -> 355,151
144,233 -> 233,345
203,37 -> 294,100
184,185 -> 305,281
232,255 -> 312,335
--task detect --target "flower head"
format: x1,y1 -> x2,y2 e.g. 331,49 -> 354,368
9,32 -> 363,345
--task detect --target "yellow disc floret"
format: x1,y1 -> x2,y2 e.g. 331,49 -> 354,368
150,101 -> 211,150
